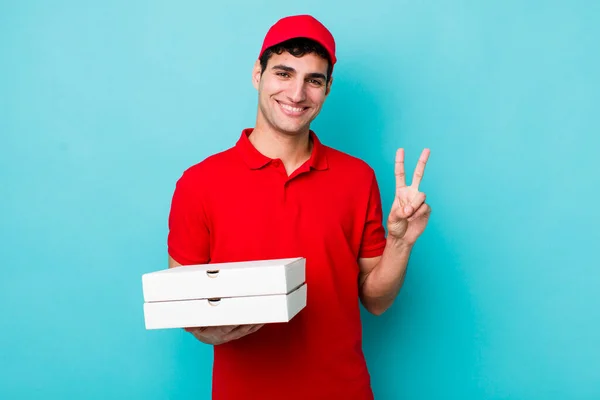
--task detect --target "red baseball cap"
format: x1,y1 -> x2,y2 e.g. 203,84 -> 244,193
258,15 -> 337,67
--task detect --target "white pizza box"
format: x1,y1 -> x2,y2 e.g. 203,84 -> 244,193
144,283 -> 307,329
142,257 -> 305,302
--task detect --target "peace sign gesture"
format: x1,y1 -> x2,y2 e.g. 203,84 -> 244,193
387,148 -> 431,245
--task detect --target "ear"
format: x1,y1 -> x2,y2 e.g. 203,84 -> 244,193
252,60 -> 262,90
325,76 -> 334,96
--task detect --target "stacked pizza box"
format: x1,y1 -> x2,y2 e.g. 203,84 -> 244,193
142,257 -> 307,329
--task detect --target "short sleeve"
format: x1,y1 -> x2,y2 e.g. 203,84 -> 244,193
358,172 -> 387,259
167,171 -> 211,265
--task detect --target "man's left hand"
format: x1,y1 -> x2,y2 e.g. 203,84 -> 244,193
387,148 -> 432,245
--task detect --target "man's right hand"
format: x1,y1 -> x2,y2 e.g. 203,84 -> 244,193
170,258 -> 264,345
184,324 -> 264,345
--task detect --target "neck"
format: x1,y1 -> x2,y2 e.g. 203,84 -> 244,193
249,119 -> 313,170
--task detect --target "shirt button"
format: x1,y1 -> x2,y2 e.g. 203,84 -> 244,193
273,160 -> 281,167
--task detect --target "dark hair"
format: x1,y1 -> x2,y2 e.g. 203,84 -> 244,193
259,38 -> 333,84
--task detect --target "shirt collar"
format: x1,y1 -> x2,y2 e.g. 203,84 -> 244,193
235,128 -> 328,171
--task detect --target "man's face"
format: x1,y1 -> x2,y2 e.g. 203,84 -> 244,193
253,51 -> 332,136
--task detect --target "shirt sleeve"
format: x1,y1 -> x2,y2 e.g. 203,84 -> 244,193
167,170 -> 211,265
358,171 -> 387,259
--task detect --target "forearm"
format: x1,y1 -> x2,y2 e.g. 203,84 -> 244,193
360,236 -> 414,315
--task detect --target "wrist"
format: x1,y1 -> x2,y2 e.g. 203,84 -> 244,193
386,235 -> 414,252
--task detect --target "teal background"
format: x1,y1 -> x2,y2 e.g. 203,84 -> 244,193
1,0 -> 598,399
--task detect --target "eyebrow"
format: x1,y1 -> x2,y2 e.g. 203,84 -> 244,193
271,64 -> 327,81
306,72 -> 327,81
272,64 -> 295,73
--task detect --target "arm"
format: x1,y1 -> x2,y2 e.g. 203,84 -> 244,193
358,148 -> 431,316
167,174 -> 263,344
168,255 -> 181,268
358,239 -> 413,315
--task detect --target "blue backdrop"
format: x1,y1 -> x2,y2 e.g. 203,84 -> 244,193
1,1 -> 598,399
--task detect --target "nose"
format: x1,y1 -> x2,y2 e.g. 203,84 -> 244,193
288,79 -> 307,103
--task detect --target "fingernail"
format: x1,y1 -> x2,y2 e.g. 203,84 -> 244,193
404,206 -> 412,214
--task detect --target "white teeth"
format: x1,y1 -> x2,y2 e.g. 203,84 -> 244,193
280,103 -> 304,113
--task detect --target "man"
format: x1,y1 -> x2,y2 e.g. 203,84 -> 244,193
167,14 -> 431,400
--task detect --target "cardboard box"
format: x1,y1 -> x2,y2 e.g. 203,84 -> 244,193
142,257 -> 306,330
144,284 -> 306,329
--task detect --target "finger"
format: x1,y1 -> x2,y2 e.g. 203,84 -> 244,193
189,330 -> 215,344
411,148 -> 430,190
247,324 -> 264,334
235,324 -> 262,337
241,324 -> 264,335
197,325 -> 240,345
410,192 -> 426,212
217,325 -> 239,335
195,325 -> 235,342
401,202 -> 413,218
407,203 -> 431,222
395,148 -> 406,192
221,324 -> 256,342
184,326 -> 205,334
400,192 -> 425,217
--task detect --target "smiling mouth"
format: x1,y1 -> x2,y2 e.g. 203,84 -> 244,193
277,101 -> 309,117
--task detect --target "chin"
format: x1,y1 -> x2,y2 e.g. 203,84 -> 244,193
266,116 -> 305,134
277,123 -> 310,135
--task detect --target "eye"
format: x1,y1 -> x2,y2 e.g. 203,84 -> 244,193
276,72 -> 290,78
308,79 -> 324,87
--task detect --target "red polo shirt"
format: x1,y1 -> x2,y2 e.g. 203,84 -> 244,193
168,128 -> 387,399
